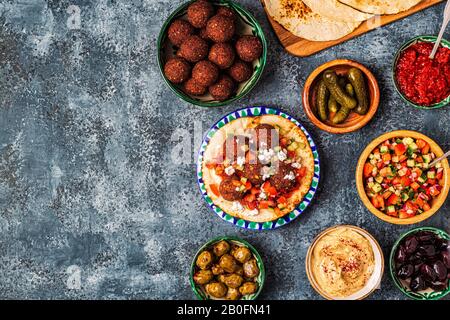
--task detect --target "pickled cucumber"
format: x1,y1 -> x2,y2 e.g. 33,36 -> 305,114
348,67 -> 369,115
316,79 -> 329,121
328,95 -> 339,113
332,83 -> 355,124
323,70 -> 357,110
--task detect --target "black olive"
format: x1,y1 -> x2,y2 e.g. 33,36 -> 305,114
420,264 -> 438,281
404,236 -> 419,254
395,245 -> 408,264
416,231 -> 436,244
431,260 -> 448,281
397,264 -> 414,280
442,250 -> 450,269
418,244 -> 436,257
414,263 -> 424,275
428,280 -> 448,292
409,251 -> 424,265
410,275 -> 426,292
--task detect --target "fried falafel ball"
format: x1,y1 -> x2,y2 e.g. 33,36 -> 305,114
164,57 -> 191,84
219,176 -> 244,201
193,269 -> 214,285
232,246 -> 252,264
269,162 -> 297,194
243,259 -> 260,278
205,282 -> 227,298
178,35 -> 209,63
187,0 -> 214,28
235,35 -> 262,62
216,6 -> 237,22
219,253 -> 239,273
242,162 -> 263,186
208,42 -> 235,69
239,282 -> 258,295
168,19 -> 195,46
213,240 -> 230,257
199,27 -> 209,41
209,74 -> 236,101
196,250 -> 214,270
192,60 -> 219,87
228,59 -> 253,83
206,14 -> 235,43
222,135 -> 249,162
255,123 -> 278,150
183,78 -> 207,96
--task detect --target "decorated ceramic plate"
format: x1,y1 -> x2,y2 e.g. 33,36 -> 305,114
197,106 -> 320,230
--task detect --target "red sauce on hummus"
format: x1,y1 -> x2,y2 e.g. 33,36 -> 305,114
395,42 -> 450,106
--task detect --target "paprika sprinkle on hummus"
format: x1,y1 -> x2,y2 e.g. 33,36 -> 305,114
311,227 -> 375,298
395,41 -> 450,106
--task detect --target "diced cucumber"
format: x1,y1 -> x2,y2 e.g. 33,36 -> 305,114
375,175 -> 383,183
388,186 -> 395,192
371,183 -> 382,193
392,155 -> 399,163
427,171 -> 436,179
368,181 -> 374,189
380,146 -> 389,154
403,137 -> 414,145
401,193 -> 409,201
435,162 -> 442,168
415,163 -> 423,168
409,142 -> 418,151
422,154 -> 431,163
422,163 -> 429,169
407,159 -> 415,167
240,177 -> 248,183
287,142 -> 298,151
387,206 -> 396,213
398,168 -> 408,177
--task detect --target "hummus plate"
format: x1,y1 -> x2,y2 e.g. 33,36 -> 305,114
197,106 -> 320,230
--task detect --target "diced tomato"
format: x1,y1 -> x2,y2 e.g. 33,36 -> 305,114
364,163 -> 374,178
250,187 -> 259,195
274,207 -> 282,216
416,139 -> 427,149
297,167 -> 307,177
287,150 -> 296,159
399,210 -> 415,219
373,148 -> 380,154
400,176 -> 411,187
436,170 -> 443,180
206,162 -> 216,169
247,201 -> 257,210
410,182 -> 420,190
262,181 -> 277,196
415,156 -> 424,163
380,167 -> 391,177
426,179 -> 436,185
244,193 -> 255,203
277,196 -> 287,204
412,168 -> 423,177
387,210 -> 398,217
421,144 -> 430,154
394,144 -> 407,155
415,197 -> 425,208
376,161 -> 385,170
387,194 -> 400,206
244,181 -> 252,190
382,190 -> 393,199
423,202 -> 431,211
392,177 -> 402,186
398,155 -> 408,162
371,195 -> 385,209
428,186 -> 440,197
210,184 -> 220,197
215,165 -> 224,175
280,138 -> 289,147
405,201 -> 418,212
382,153 -> 392,162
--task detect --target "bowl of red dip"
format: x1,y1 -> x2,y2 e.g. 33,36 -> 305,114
393,36 -> 450,109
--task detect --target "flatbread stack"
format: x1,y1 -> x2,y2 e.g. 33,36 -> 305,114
264,0 -> 423,41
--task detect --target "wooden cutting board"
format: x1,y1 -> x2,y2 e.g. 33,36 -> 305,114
260,0 -> 443,57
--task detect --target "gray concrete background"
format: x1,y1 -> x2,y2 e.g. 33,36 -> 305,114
0,0 -> 448,300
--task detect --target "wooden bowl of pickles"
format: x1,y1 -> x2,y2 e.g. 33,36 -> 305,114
302,59 -> 380,134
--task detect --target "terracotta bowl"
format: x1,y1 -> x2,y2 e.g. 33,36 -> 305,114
305,225 -> 384,300
356,130 -> 449,225
302,59 -> 380,134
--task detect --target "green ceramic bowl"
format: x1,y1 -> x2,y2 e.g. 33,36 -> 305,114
189,236 -> 265,300
157,0 -> 267,107
389,227 -> 450,300
392,35 -> 450,110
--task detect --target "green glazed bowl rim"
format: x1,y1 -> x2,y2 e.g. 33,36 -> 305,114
189,236 -> 266,300
157,0 -> 268,107
392,35 -> 450,110
389,226 -> 450,300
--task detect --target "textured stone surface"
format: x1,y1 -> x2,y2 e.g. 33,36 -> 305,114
0,0 -> 448,300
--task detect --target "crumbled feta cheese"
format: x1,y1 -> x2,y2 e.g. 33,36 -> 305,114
231,201 -> 244,212
224,166 -> 235,176
277,150 -> 287,161
261,166 -> 273,180
235,187 -> 240,192
259,190 -> 267,200
284,171 -> 296,180
236,156 -> 245,166
258,149 -> 275,164
291,162 -> 301,168
245,209 -> 259,216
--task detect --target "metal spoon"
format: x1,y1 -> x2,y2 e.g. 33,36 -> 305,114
429,150 -> 450,167
429,0 -> 450,59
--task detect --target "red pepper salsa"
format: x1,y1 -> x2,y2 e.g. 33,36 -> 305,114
395,42 -> 450,106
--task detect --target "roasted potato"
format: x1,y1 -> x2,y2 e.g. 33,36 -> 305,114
211,264 -> 225,276
219,254 -> 238,273
232,246 -> 252,263
193,269 -> 213,285
243,259 -> 259,278
221,273 -> 244,289
196,251 -> 214,270
239,282 -> 258,295
225,287 -> 241,300
213,240 -> 230,257
205,282 -> 227,298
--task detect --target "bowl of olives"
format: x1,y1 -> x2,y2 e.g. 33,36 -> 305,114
390,227 -> 450,300
190,236 -> 265,300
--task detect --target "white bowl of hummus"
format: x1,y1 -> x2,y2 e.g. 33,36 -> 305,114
306,225 -> 384,300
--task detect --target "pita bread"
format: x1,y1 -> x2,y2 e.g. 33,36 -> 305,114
338,0 -> 422,15
202,115 -> 315,223
264,0 -> 361,41
302,0 -> 373,22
